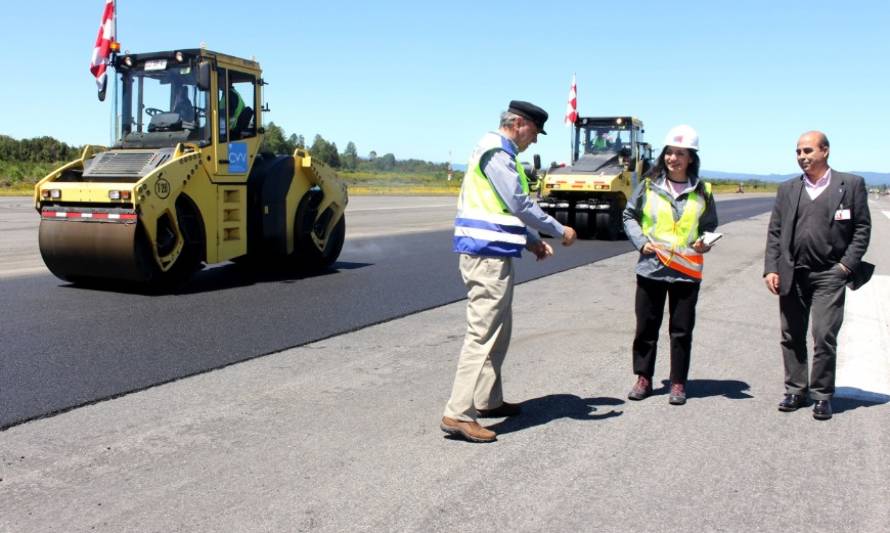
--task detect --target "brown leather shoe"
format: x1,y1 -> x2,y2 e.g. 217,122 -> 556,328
440,417 -> 496,443
627,375 -> 652,401
477,401 -> 522,418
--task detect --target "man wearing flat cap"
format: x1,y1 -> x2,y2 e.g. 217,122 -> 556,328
441,100 -> 577,443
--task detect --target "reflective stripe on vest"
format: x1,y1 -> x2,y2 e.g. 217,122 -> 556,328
453,132 -> 529,257
640,179 -> 712,279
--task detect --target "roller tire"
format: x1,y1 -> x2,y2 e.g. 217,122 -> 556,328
574,210 -> 593,239
595,207 -> 622,241
294,216 -> 345,272
150,196 -> 205,290
293,192 -> 345,272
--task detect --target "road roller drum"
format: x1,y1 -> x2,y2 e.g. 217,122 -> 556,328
38,211 -> 150,282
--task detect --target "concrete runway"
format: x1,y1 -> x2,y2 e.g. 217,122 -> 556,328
1,195 -> 889,532
0,195 -> 773,429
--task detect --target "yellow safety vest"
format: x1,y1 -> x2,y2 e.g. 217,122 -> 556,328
453,132 -> 530,257
640,178 -> 712,279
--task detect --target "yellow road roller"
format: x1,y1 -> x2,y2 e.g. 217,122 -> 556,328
34,49 -> 347,287
537,116 -> 650,240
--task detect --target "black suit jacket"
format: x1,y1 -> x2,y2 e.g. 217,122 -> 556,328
764,170 -> 871,296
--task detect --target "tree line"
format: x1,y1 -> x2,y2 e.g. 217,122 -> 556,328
260,122 -> 448,174
0,135 -> 81,163
1,125 -> 449,187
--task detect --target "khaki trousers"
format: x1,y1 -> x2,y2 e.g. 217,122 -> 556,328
443,254 -> 514,422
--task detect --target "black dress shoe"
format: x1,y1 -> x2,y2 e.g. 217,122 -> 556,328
778,394 -> 808,412
813,400 -> 833,420
477,402 -> 522,418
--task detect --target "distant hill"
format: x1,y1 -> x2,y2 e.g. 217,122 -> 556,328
703,169 -> 890,186
702,170 -> 795,183
450,165 -> 890,186
855,172 -> 890,185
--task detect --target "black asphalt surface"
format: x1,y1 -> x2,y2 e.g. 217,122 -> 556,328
0,196 -> 774,428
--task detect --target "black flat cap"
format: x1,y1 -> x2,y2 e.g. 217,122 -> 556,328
508,100 -> 548,134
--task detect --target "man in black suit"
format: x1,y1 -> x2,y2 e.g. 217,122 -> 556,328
764,131 -> 871,420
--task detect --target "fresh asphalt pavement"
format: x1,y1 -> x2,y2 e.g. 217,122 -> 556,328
0,196 -> 773,429
1,195 -> 889,532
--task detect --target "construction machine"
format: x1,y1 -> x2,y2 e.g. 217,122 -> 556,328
520,154 -> 544,193
34,49 -> 347,288
537,116 -> 650,239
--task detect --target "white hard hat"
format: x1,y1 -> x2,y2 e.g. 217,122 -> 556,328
664,125 -> 700,151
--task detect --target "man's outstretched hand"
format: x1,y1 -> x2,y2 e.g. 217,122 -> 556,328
527,241 -> 554,261
562,227 -> 577,246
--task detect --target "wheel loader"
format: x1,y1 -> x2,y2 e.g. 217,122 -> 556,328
537,116 -> 650,240
34,49 -> 347,288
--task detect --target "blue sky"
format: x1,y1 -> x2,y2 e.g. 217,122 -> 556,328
1,1 -> 888,175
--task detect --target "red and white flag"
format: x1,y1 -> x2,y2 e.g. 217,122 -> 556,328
564,74 -> 577,126
89,0 -> 116,101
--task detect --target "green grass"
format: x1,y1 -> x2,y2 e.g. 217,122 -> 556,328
0,187 -> 34,196
0,160 -> 63,195
338,170 -> 463,195
705,178 -> 779,194
0,166 -> 466,196
1,165 -> 777,197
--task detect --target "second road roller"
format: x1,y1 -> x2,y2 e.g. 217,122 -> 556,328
34,48 -> 347,288
537,116 -> 652,240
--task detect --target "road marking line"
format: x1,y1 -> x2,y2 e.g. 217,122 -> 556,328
0,265 -> 51,279
882,210 -> 890,220
348,204 -> 455,212
836,275 -> 890,400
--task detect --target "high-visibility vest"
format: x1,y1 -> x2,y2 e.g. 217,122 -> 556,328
594,135 -> 608,150
453,132 -> 530,257
221,89 -> 245,131
640,178 -> 712,280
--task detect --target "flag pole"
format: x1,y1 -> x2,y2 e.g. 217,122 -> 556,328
570,73 -> 576,162
111,0 -> 118,146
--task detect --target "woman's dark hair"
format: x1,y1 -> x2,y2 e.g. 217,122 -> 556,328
645,146 -> 700,179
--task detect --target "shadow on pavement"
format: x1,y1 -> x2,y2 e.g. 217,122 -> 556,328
487,394 -> 624,435
656,378 -> 753,400
833,386 -> 890,414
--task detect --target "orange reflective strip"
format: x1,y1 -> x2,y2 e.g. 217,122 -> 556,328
653,247 -> 703,279
680,252 -> 703,265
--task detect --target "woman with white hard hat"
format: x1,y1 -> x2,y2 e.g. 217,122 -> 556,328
621,125 -> 719,405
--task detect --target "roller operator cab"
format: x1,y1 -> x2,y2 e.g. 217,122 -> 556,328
537,116 -> 651,240
34,49 -> 348,288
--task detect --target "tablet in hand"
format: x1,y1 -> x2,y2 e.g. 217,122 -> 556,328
701,231 -> 723,246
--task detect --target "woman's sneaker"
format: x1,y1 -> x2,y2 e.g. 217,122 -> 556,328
628,375 -> 653,401
669,383 -> 687,405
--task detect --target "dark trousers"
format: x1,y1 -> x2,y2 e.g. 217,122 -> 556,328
779,267 -> 847,400
632,275 -> 700,384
